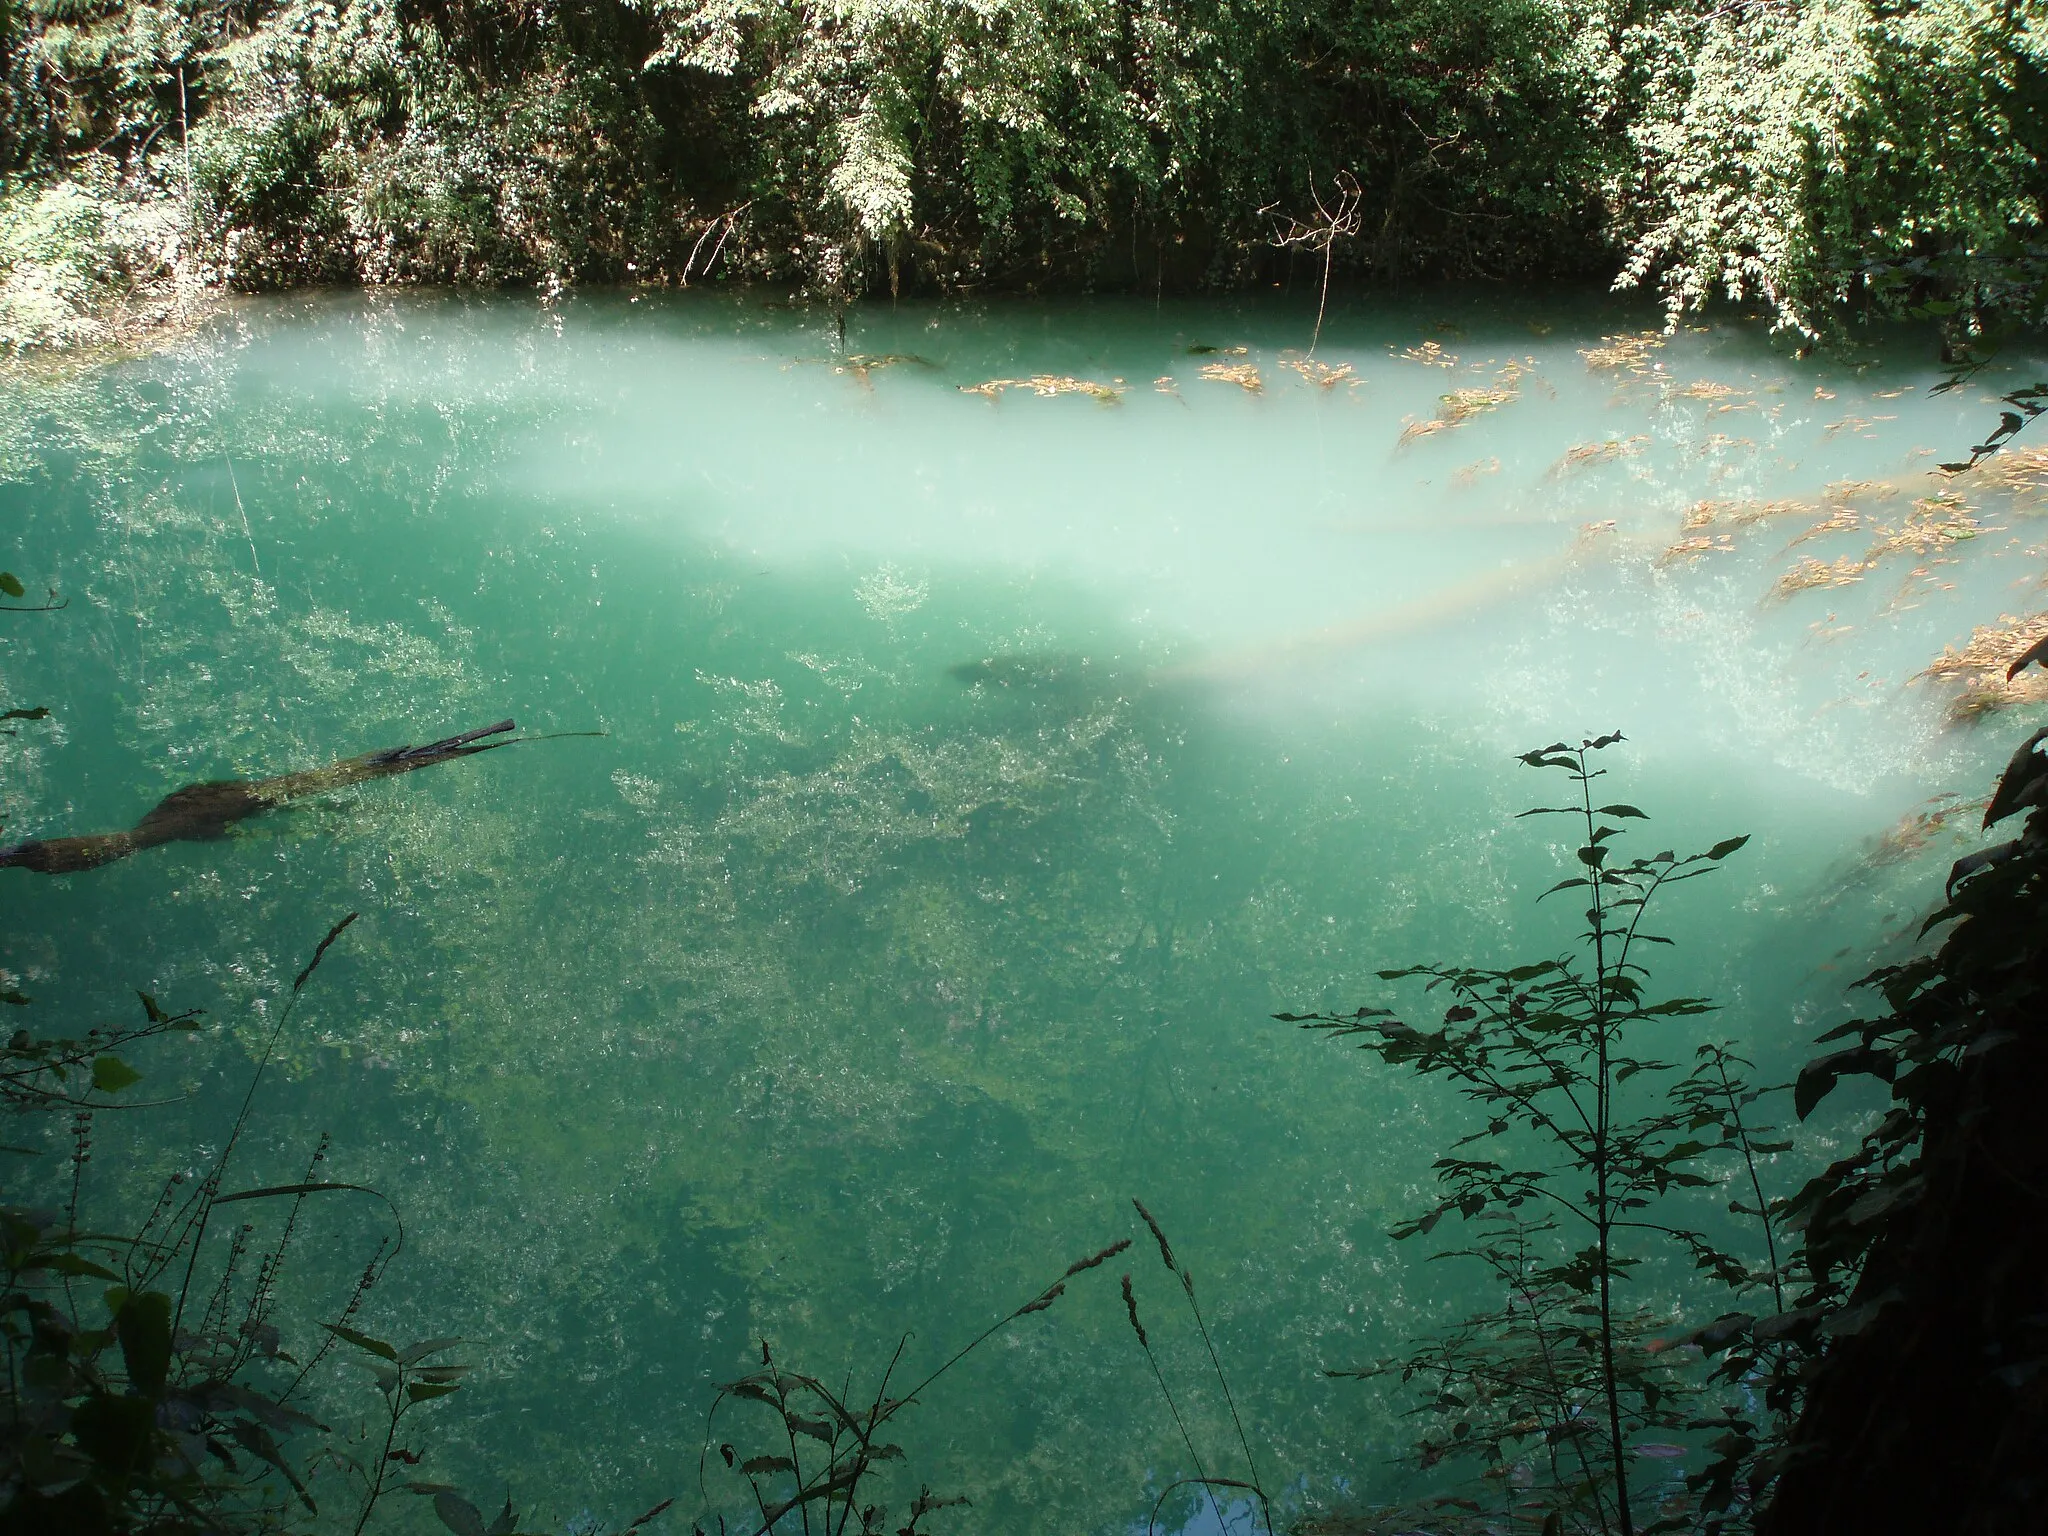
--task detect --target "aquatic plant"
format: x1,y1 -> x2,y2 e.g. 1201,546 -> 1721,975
1912,614 -> 2048,720
1860,793 -> 1986,872
1682,499 -> 1817,532
1398,375 -> 1524,445
824,354 -> 942,388
1658,533 -> 1734,567
1280,359 -> 1358,390
1786,507 -> 1864,547
1769,555 -> 1873,600
1669,381 -> 1744,402
1549,438 -> 1649,477
1963,443 -> 2048,497
1396,343 -> 1457,369
1577,335 -> 1664,374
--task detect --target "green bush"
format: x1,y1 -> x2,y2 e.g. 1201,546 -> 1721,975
0,164 -> 185,351
1617,0 -> 2048,338
2,0 -> 2043,330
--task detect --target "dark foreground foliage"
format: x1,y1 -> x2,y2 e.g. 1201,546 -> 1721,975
0,913 -> 486,1534
1752,719 -> 2048,1535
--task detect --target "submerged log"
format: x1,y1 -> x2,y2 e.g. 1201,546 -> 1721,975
0,719 -> 518,875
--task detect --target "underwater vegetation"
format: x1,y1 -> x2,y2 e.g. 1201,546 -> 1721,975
4,293 -> 2048,1533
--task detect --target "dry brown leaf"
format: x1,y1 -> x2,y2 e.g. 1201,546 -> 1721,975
961,375 -> 1124,402
1199,362 -> 1264,393
1917,613 -> 2048,719
1551,436 -> 1649,476
1580,332 -> 1665,372
1773,555 -> 1874,598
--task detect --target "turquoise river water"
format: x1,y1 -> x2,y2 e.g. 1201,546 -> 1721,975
3,291 -> 2044,1533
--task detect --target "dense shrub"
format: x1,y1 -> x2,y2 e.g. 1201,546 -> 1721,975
0,0 -> 2042,325
0,160 -> 185,350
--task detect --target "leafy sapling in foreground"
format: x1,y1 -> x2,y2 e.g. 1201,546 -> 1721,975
1284,735 -> 1782,1536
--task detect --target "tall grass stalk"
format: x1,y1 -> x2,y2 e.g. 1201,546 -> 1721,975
1131,1198 -> 1270,1532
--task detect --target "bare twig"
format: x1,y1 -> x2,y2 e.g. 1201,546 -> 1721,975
684,203 -> 755,287
1267,172 -> 1363,356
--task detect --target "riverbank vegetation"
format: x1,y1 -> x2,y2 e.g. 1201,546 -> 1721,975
2,0 -> 2043,345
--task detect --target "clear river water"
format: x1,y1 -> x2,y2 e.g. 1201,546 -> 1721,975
3,290 -> 2044,1534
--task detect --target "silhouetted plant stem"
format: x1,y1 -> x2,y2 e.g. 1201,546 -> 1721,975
1560,742 -> 1635,1536
350,1388 -> 407,1536
62,1108 -> 89,1317
1121,1274 -> 1223,1533
1132,1198 -> 1269,1531
1494,1224 -> 1609,1526
703,1242 -> 1129,1536
281,1235 -> 389,1406
757,1340 -> 813,1536
1182,1278 -> 1267,1532
1146,1477 -> 1262,1536
1706,1045 -> 1785,1314
170,912 -> 357,1344
1293,734 -> 1757,1534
